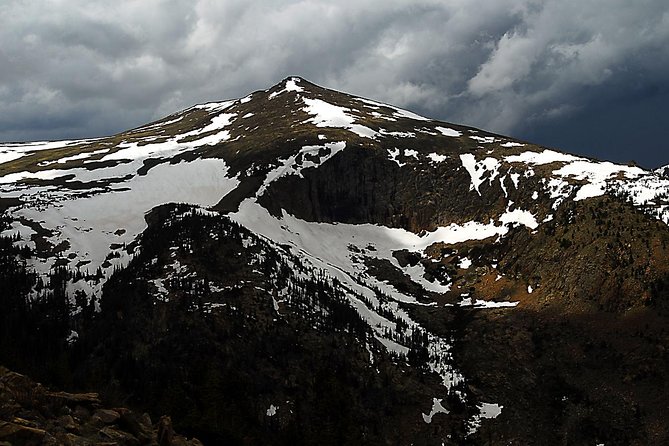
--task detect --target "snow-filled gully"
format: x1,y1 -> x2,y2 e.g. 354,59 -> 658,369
230,196 -> 515,433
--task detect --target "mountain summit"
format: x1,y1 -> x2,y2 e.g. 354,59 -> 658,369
2,77 -> 669,445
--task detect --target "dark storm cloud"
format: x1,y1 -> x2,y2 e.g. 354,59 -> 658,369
1,0 -> 668,167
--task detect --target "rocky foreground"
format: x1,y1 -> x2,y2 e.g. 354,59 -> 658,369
0,366 -> 202,446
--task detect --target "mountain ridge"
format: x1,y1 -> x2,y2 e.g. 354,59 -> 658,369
2,76 -> 669,445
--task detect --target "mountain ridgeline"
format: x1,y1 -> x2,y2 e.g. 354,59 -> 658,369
2,77 -> 669,445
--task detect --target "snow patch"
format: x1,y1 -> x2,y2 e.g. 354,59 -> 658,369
387,148 -> 405,167
459,154 -> 500,196
269,77 -> 304,99
435,127 -> 462,137
427,153 -> 448,163
470,135 -> 496,144
422,398 -> 449,423
303,98 -> 377,139
404,149 -> 418,159
355,98 -> 431,121
459,257 -> 472,269
499,209 -> 538,229
505,149 -> 582,165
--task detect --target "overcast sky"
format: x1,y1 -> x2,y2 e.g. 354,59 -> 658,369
1,0 -> 668,167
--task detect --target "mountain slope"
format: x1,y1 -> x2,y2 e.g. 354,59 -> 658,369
2,76 -> 669,444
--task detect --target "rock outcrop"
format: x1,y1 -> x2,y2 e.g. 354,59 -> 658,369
0,366 -> 202,446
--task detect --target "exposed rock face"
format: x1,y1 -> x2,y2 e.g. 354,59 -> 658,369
0,366 -> 202,446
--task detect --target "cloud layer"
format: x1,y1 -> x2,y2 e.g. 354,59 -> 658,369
1,0 -> 668,166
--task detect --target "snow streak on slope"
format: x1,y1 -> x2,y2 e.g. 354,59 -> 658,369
257,141 -> 346,197
436,126 -> 462,137
355,97 -> 432,121
0,139 -> 104,165
269,77 -> 304,99
231,198 -> 466,384
459,154 -> 500,195
302,98 -> 378,139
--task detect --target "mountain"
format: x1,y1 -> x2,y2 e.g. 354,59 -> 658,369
2,76 -> 669,445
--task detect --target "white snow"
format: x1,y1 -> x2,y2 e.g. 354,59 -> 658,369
479,403 -> 503,418
435,127 -> 462,137
403,262 -> 451,293
66,330 -> 79,345
392,108 -> 431,121
470,135 -> 496,144
10,159 -> 239,300
527,285 -> 533,293
257,141 -> 346,196
553,160 -> 645,181
450,297 -> 519,309
574,183 -> 606,201
131,115 -> 185,133
0,221 -> 37,251
499,209 -> 539,229
427,153 -> 448,163
370,111 -> 397,121
269,77 -> 304,99
378,129 -> 415,138
97,113 -> 237,163
231,198 -> 522,309
422,398 -> 449,423
0,150 -> 26,165
230,197 -> 515,380
100,140 -> 183,162
38,149 -> 110,166
354,98 -> 431,121
611,175 -> 669,224
459,257 -> 472,269
192,100 -> 235,112
0,139 -> 101,166
467,403 -> 504,436
505,149 -> 582,165
151,278 -> 169,300
302,98 -> 377,139
387,148 -> 405,167
499,176 -> 508,197
195,113 -> 237,135
459,154 -> 500,196
553,160 -> 645,201
0,167 -> 81,184
404,149 -> 418,159
500,141 -> 524,148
